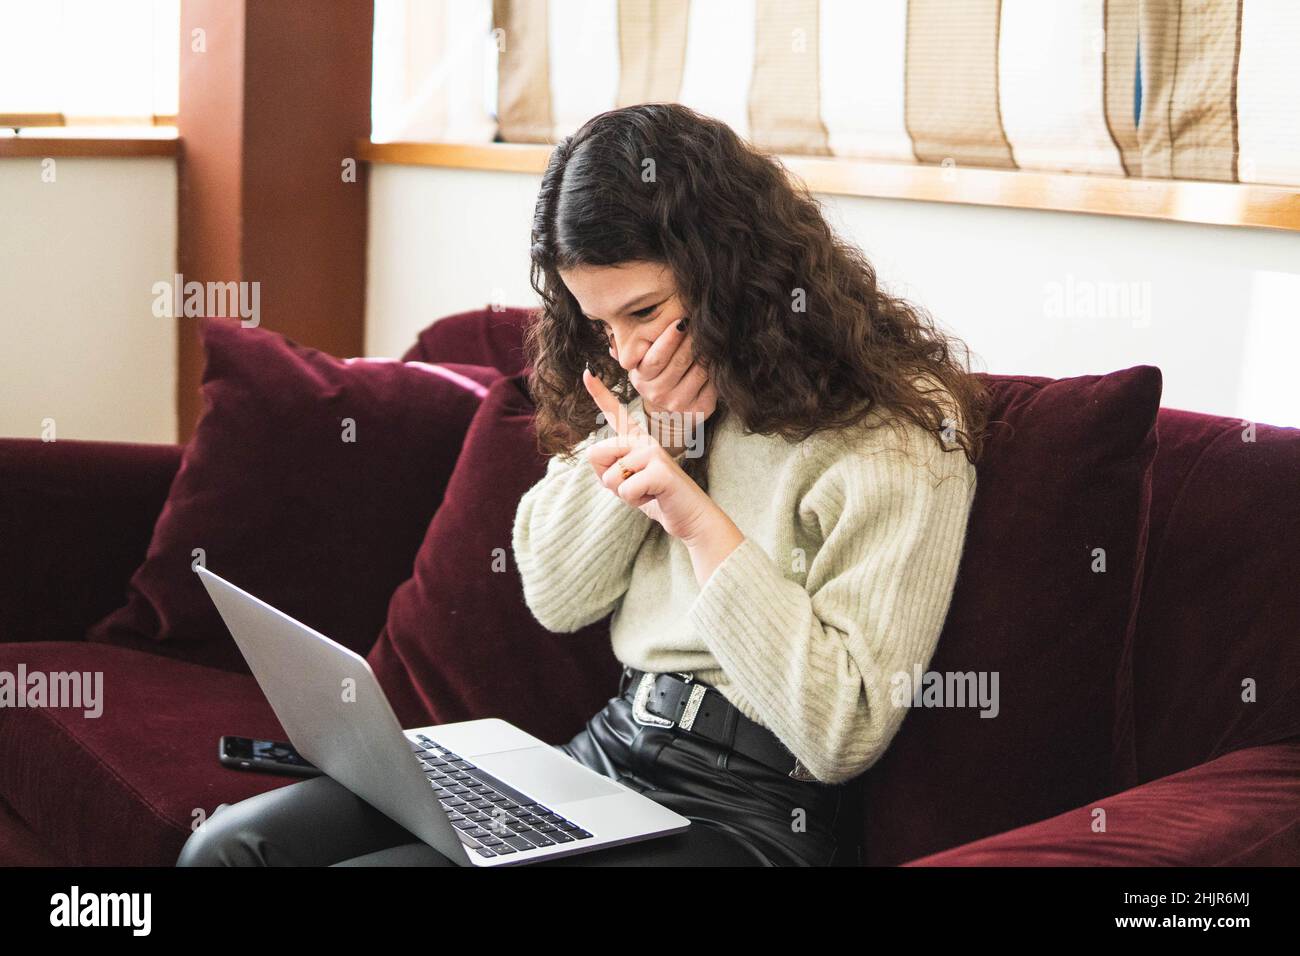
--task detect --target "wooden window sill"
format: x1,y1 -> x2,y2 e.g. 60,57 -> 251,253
0,131 -> 178,159
358,140 -> 1300,233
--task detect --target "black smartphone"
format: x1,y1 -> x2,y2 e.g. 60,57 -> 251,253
219,736 -> 322,777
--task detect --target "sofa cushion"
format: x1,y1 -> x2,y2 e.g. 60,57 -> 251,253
904,742 -> 1300,866
0,641 -> 294,866
0,794 -> 67,866
859,366 -> 1162,864
88,319 -> 502,672
1131,408 -> 1300,783
368,374 -> 618,745
402,305 -> 533,376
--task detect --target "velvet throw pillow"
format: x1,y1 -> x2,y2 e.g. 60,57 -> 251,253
88,318 -> 502,673
368,374 -> 618,745
860,365 -> 1163,865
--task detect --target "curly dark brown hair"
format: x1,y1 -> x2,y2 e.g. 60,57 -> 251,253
524,103 -> 990,476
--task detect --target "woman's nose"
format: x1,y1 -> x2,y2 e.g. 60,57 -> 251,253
609,330 -> 644,371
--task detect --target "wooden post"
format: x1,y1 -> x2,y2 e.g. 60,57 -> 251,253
176,0 -> 373,439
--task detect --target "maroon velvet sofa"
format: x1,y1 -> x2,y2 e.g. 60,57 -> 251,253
0,308 -> 1296,867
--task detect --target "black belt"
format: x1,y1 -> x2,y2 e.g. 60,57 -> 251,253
618,667 -> 819,781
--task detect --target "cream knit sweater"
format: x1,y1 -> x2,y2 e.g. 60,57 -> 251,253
511,388 -> 978,785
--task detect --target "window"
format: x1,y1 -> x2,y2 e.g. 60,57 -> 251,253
370,0 -> 496,144
0,0 -> 179,129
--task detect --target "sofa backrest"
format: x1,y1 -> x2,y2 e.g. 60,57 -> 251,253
1128,406 -> 1300,784
402,306 -> 534,374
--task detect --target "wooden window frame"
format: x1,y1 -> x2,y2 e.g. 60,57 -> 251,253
0,114 -> 178,158
358,140 -> 1300,233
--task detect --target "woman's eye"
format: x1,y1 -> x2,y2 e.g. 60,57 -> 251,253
631,306 -> 656,319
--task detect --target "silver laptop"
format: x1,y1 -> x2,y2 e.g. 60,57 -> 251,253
197,567 -> 690,867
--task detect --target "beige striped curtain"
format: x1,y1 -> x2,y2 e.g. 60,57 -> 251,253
373,0 -> 498,143
413,0 -> 1300,187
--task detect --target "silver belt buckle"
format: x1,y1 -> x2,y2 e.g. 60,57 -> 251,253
788,758 -> 820,781
631,672 -> 707,730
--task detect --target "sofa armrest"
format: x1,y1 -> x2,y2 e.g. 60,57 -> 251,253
0,438 -> 181,644
904,741 -> 1300,866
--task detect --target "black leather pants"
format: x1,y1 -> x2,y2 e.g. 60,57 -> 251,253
176,693 -> 863,867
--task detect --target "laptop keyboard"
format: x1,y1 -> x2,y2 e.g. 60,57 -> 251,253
411,734 -> 594,860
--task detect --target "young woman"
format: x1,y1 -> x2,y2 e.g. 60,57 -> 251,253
177,103 -> 987,868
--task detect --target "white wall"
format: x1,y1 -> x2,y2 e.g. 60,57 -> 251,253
366,164 -> 543,358
0,156 -> 177,443
366,162 -> 1300,427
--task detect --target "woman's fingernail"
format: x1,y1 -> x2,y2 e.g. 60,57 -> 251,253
676,318 -> 688,331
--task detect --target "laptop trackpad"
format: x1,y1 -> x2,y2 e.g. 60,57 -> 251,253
474,747 -> 623,804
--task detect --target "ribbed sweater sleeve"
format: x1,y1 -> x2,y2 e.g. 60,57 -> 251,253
511,398 -> 658,633
687,426 -> 977,785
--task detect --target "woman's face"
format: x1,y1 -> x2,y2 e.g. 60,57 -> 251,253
559,260 -> 688,372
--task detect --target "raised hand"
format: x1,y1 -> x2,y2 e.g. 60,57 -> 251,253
581,366 -> 713,542
624,318 -> 716,454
